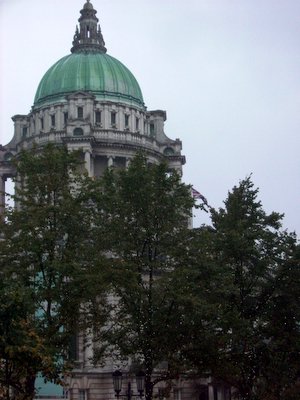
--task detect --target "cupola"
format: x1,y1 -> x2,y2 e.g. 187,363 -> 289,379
33,1 -> 144,109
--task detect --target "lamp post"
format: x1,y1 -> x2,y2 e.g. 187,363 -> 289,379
112,370 -> 145,399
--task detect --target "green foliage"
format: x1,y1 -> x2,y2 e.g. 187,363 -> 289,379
0,144 -> 106,399
1,147 -> 298,400
0,278 -> 47,399
90,154 -> 195,400
203,177 -> 299,400
259,245 -> 300,400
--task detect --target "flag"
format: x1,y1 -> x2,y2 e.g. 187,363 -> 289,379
192,188 -> 208,204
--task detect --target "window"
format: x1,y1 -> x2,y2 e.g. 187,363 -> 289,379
78,107 -> 83,119
69,333 -> 79,361
111,111 -> 116,126
73,127 -> 84,136
22,127 -> 27,137
95,111 -> 101,124
164,147 -> 175,156
40,117 -> 44,130
150,123 -> 155,135
64,112 -> 68,125
125,114 -> 129,127
51,114 -> 55,127
136,117 -> 139,131
79,389 -> 87,400
4,152 -> 13,161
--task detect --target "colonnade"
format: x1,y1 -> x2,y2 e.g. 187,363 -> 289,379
0,153 -> 131,215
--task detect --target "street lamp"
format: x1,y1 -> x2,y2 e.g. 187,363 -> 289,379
112,370 -> 145,399
112,370 -> 123,397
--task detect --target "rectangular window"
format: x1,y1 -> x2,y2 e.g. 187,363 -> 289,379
41,117 -> 44,130
79,390 -> 87,400
22,127 -> 27,137
64,112 -> 68,125
69,333 -> 79,361
111,111 -> 116,126
95,111 -> 101,124
150,123 -> 155,135
78,107 -> 83,119
136,117 -> 139,131
51,114 -> 55,127
125,114 -> 129,127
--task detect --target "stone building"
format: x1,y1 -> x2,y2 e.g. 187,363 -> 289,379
0,2 -> 231,400
0,0 -> 184,207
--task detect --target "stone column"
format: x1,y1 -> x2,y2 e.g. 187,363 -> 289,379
107,156 -> 114,168
125,158 -> 131,168
84,151 -> 92,177
116,107 -> 120,129
130,111 -> 135,132
104,104 -> 108,129
90,154 -> 94,177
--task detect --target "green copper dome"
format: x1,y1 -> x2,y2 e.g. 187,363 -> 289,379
34,52 -> 144,109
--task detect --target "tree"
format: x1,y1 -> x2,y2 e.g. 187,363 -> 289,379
258,244 -> 300,399
0,144 -> 106,399
169,225 -> 230,380
0,276 -> 55,400
201,177 -> 299,400
90,154 -> 197,400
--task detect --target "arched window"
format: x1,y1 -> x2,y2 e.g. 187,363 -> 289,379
73,127 -> 84,136
4,152 -> 13,161
163,147 -> 174,156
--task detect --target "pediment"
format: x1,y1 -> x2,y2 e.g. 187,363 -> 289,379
66,91 -> 95,100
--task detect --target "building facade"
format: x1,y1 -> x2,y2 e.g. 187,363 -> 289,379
0,2 -> 230,400
0,0 -> 185,209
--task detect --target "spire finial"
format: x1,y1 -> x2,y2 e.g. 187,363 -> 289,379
71,1 -> 107,54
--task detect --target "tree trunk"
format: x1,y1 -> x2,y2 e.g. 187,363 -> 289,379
21,374 -> 36,400
145,374 -> 153,400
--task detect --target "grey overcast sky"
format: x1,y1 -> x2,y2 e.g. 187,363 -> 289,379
0,0 -> 299,233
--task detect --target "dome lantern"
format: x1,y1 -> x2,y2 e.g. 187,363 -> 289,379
33,1 -> 144,109
71,0 -> 107,54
